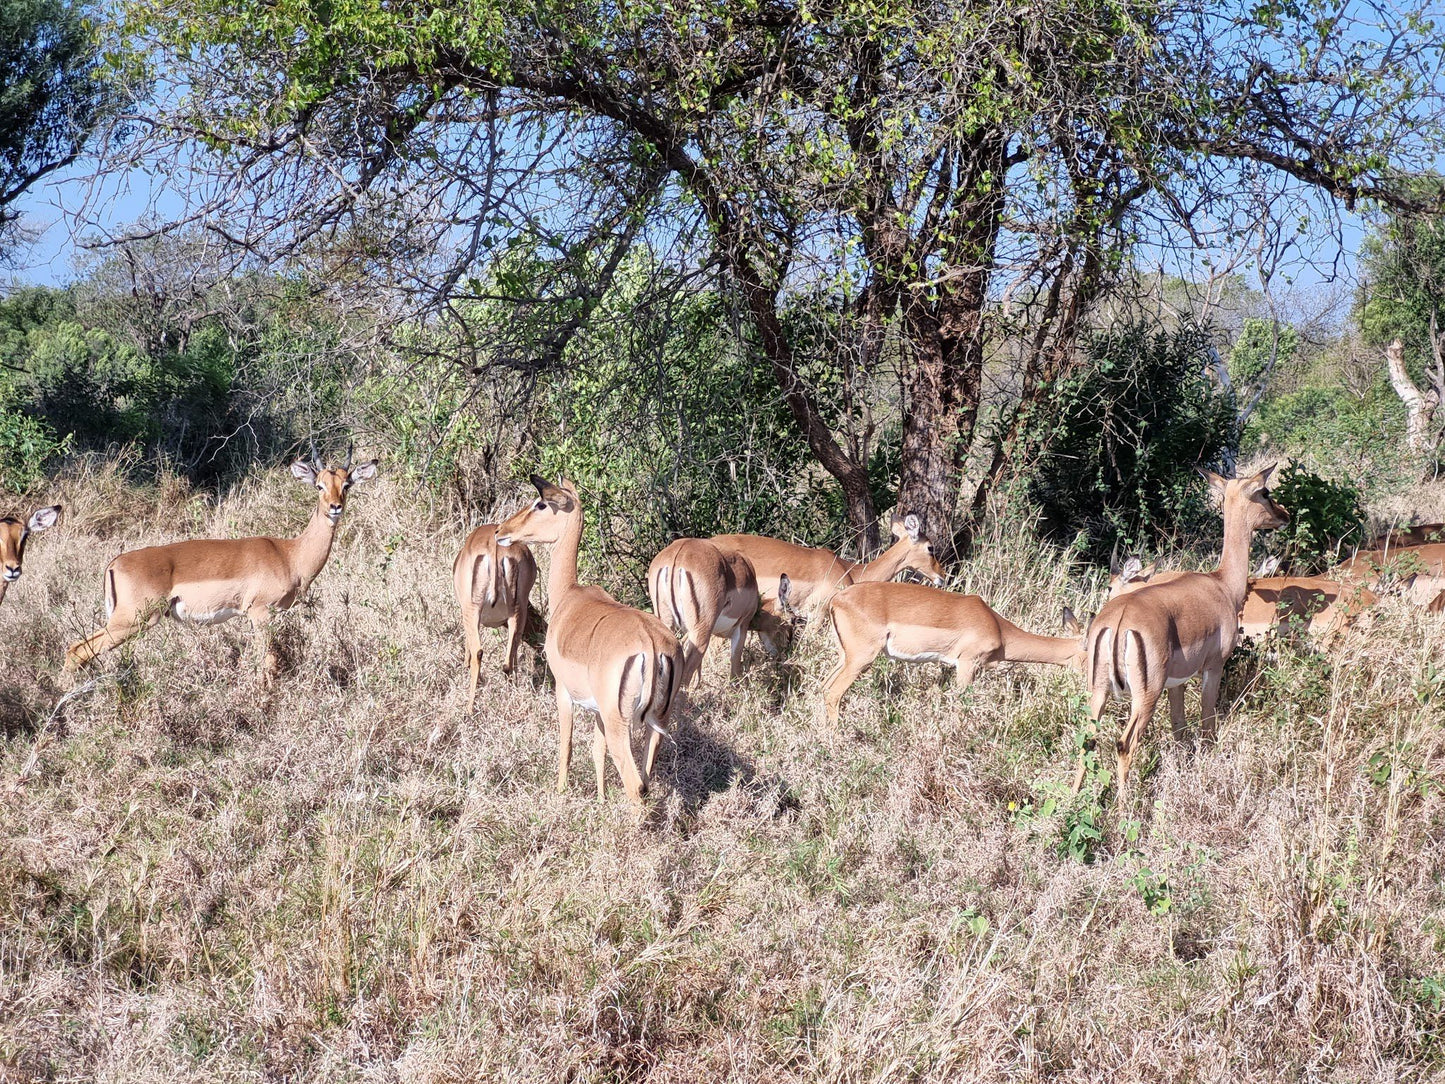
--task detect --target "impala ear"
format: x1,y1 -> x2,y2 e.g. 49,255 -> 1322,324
1061,606 -> 1082,636
291,461 -> 317,484
1119,555 -> 1143,583
777,572 -> 792,613
903,513 -> 922,543
1255,554 -> 1281,577
26,506 -> 60,532
349,459 -> 379,483
530,474 -> 575,512
1247,463 -> 1279,491
1197,467 -> 1229,501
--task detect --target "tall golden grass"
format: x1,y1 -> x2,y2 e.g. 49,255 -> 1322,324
1,456 -> 1443,1081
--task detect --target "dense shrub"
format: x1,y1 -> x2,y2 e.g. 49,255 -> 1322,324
1028,323 -> 1238,563
1267,460 -> 1366,573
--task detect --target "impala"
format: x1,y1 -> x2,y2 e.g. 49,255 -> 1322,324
496,476 -> 684,806
1335,542 -> 1445,586
65,448 -> 377,682
453,522 -> 539,712
648,537 -> 759,686
709,514 -> 944,653
1367,522 -> 1443,549
823,581 -> 1083,726
1078,467 -> 1287,793
0,505 -> 61,608
1110,556 -> 1377,643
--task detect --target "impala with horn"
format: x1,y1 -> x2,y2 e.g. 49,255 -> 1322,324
65,445 -> 377,682
1079,466 -> 1288,793
453,522 -> 539,712
708,514 -> 945,654
0,505 -> 61,608
496,476 -> 684,806
823,581 -> 1084,726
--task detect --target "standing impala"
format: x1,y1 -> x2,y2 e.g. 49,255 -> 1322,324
65,448 -> 377,682
823,581 -> 1083,726
1110,556 -> 1377,643
453,523 -> 538,712
1079,467 -> 1288,793
496,476 -> 684,806
0,505 -> 61,607
648,537 -> 759,686
709,514 -> 945,653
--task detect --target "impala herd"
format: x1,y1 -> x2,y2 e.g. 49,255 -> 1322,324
3,455 -> 1443,806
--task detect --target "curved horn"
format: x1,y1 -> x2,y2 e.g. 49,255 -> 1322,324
344,441 -> 354,469
309,437 -> 323,471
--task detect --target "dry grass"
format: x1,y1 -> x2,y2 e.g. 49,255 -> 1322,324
2,460 -> 1444,1082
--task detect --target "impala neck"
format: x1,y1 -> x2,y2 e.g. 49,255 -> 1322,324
290,503 -> 340,590
548,505 -> 583,601
0,580 -> 8,606
854,538 -> 907,583
1000,624 -> 1082,667
1215,502 -> 1254,608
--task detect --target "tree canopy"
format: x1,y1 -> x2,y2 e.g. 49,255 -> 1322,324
97,0 -> 1445,547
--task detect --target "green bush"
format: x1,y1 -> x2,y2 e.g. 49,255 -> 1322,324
0,384 -> 69,491
1267,461 -> 1365,573
1029,322 -> 1238,563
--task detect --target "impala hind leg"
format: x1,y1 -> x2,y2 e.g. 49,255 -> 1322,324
821,642 -> 880,727
601,706 -> 647,805
502,605 -> 526,676
555,687 -> 576,793
461,611 -> 483,713
593,719 -> 608,801
65,599 -> 164,671
1116,686 -> 1163,791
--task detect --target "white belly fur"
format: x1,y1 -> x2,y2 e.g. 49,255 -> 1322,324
171,601 -> 243,625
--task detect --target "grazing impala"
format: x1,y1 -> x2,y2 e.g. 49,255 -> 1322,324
1078,467 -> 1288,793
65,448 -> 377,682
1335,542 -> 1445,586
1110,556 -> 1377,643
823,581 -> 1083,725
453,523 -> 539,712
648,537 -> 759,686
0,505 -> 61,608
1367,522 -> 1443,549
709,514 -> 944,653
496,476 -> 684,806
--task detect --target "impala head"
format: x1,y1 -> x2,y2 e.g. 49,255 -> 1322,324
889,513 -> 946,585
1201,465 -> 1289,532
0,505 -> 60,601
496,475 -> 579,547
1107,554 -> 1158,597
290,444 -> 379,524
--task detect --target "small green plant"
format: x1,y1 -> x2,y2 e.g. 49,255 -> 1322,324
1268,461 -> 1365,573
0,389 -> 70,490
1129,866 -> 1174,916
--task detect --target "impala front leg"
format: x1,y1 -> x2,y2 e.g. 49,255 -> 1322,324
555,686 -> 575,793
249,606 -> 278,686
1199,666 -> 1223,747
1168,686 -> 1188,745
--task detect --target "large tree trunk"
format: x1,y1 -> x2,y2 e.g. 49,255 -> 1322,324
1386,336 -> 1441,451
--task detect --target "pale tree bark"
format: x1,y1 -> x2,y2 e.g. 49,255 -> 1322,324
1385,336 -> 1442,452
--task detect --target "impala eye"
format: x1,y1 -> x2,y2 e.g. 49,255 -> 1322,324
534,500 -> 547,511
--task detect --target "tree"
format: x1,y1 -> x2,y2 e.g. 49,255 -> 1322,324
0,0 -> 109,253
1358,195 -> 1445,453
99,0 -> 1445,551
